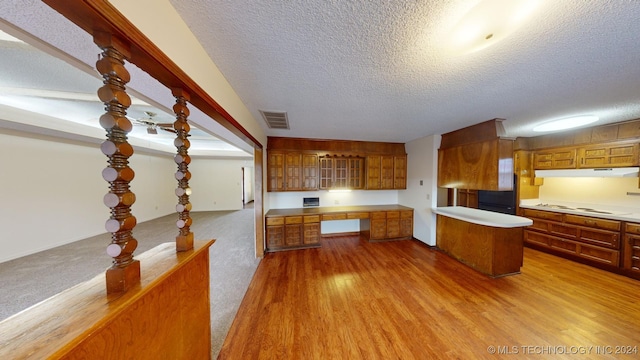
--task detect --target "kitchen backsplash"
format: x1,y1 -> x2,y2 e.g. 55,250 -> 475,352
538,177 -> 639,209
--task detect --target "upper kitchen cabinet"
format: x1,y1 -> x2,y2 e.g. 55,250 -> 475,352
267,151 -> 318,191
533,147 -> 577,169
438,119 -> 514,191
267,137 -> 406,192
366,154 -> 407,190
519,118 -> 640,170
578,141 -> 639,168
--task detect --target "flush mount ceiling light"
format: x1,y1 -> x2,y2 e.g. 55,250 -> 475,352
447,0 -> 541,55
533,115 -> 599,132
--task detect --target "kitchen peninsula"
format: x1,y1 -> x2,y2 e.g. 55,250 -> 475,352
433,206 -> 533,277
265,205 -> 414,251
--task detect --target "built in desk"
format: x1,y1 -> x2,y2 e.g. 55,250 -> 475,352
265,205 -> 414,251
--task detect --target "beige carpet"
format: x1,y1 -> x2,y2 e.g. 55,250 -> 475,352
0,206 -> 260,358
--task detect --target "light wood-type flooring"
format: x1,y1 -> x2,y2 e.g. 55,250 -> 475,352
219,235 -> 640,359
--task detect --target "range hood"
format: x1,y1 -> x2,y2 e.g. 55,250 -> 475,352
535,167 -> 640,178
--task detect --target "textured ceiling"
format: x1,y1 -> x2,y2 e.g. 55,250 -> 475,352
169,0 -> 640,142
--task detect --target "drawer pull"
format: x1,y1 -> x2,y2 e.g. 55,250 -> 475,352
584,220 -> 595,225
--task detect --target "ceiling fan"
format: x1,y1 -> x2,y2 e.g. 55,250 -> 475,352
132,111 -> 174,135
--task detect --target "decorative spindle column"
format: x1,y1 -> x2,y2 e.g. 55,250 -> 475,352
94,32 -> 140,293
172,88 -> 194,251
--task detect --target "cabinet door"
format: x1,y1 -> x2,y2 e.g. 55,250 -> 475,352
348,158 -> 364,189
284,216 -> 303,246
302,154 -> 318,190
370,212 -> 387,240
386,211 -> 401,238
267,152 -> 285,192
319,157 -> 333,189
266,217 -> 285,249
534,148 -> 576,169
333,158 -> 349,188
623,223 -> 640,274
380,155 -> 395,189
578,143 -> 639,168
366,156 -> 381,189
393,155 -> 407,189
285,152 -> 302,190
303,222 -> 320,245
400,211 -> 413,237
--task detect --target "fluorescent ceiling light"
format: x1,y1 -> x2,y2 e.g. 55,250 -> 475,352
533,115 -> 599,132
447,0 -> 541,55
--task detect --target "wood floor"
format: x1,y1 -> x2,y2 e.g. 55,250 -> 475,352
219,235 -> 640,359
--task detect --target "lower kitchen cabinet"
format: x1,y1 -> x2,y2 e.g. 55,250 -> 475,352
623,223 -> 640,277
303,215 -> 320,245
523,209 -> 621,268
266,206 -> 414,251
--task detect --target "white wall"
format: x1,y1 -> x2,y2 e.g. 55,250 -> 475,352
268,190 -> 399,234
538,177 -> 639,211
0,129 -> 251,263
399,134 -> 441,245
190,159 -> 254,211
0,129 -> 176,263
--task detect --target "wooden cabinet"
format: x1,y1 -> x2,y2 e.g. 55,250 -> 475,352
267,137 -> 406,192
400,210 -> 413,237
523,209 -> 621,267
302,154 -> 318,190
319,156 -> 364,190
268,151 -> 318,191
623,223 -> 640,278
369,210 -> 413,241
456,189 -> 478,208
533,147 -> 577,169
577,142 -> 639,168
393,155 -> 407,189
531,141 -> 638,171
370,211 -> 387,240
265,217 -> 285,249
303,215 -> 320,245
266,206 -> 413,251
267,152 -> 285,191
366,155 -> 407,190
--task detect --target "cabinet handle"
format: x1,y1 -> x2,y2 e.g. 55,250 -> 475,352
584,220 -> 595,225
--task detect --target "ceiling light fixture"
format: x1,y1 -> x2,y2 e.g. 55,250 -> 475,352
447,0 -> 541,55
533,115 -> 599,132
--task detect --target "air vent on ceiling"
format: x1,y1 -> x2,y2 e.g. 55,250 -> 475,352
260,110 -> 289,129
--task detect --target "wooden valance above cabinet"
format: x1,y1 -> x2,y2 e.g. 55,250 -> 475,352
438,119 -> 514,191
267,137 -> 407,192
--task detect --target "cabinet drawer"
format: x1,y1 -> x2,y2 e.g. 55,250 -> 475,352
578,244 -> 619,266
285,216 -> 303,225
266,217 -> 285,226
347,212 -> 369,219
322,213 -> 347,221
579,227 -> 619,249
529,219 -> 550,232
370,212 -> 386,220
626,223 -> 640,235
564,214 -> 620,231
523,209 -> 563,222
400,210 -> 413,218
549,223 -> 578,239
524,230 -> 550,246
304,215 -> 320,223
386,211 -> 400,219
549,237 -> 578,254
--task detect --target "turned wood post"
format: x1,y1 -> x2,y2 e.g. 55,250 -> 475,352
94,32 -> 140,293
172,88 -> 194,251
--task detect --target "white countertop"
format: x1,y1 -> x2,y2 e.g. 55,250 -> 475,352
519,199 -> 640,223
432,206 -> 533,228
